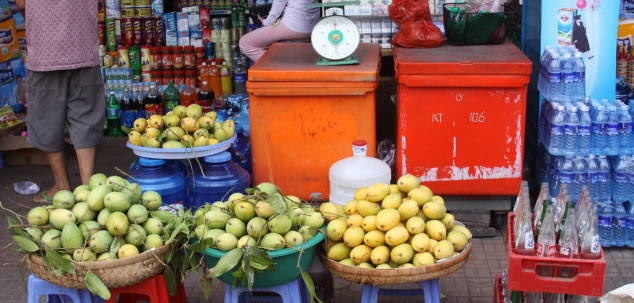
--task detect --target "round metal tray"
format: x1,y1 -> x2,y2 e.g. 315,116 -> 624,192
126,134 -> 237,159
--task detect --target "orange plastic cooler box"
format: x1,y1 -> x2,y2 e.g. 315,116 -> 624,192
247,43 -> 381,201
394,42 -> 532,195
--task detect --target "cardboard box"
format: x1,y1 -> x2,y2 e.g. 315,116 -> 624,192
176,13 -> 189,32
188,12 -> 200,31
0,125 -> 47,165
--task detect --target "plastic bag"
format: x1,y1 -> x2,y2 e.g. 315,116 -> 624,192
600,284 -> 634,303
392,21 -> 443,48
388,0 -> 432,24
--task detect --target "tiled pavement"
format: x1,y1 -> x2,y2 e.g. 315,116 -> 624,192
1,137 -> 632,303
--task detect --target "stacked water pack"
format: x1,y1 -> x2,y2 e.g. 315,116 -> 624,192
538,46 -> 586,103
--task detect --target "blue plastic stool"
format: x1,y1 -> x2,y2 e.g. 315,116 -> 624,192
28,274 -> 99,303
223,277 -> 308,303
360,279 -> 440,303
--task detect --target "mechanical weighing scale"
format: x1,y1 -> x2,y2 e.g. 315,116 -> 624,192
308,1 -> 361,65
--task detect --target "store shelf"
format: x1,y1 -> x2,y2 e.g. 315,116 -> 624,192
209,10 -> 231,15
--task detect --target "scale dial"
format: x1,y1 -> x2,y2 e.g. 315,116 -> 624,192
311,15 -> 360,61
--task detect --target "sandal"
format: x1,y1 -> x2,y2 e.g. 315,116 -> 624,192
33,190 -> 51,203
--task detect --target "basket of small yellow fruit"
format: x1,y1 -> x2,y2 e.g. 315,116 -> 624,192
318,174 -> 472,285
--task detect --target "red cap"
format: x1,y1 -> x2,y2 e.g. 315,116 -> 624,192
352,140 -> 367,146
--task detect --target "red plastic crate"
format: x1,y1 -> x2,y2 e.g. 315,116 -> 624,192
494,274 -> 503,303
506,213 -> 605,296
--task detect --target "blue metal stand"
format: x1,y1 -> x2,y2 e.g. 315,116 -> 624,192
360,279 -> 440,303
28,275 -> 100,303
223,277 -> 308,303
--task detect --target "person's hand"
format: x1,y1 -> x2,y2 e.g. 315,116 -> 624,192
16,0 -> 24,11
257,15 -> 264,23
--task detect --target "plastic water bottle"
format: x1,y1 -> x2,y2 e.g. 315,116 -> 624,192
572,156 -> 587,202
561,53 -> 575,102
578,105 -> 592,155
547,53 -> 562,102
613,156 -> 631,203
564,106 -> 579,157
550,104 -> 566,155
626,204 -> 634,248
597,156 -> 612,202
586,155 -> 599,201
573,51 -> 586,100
538,47 -> 552,94
591,105 -> 607,155
606,105 -> 620,155
598,204 -> 613,247
558,157 -> 575,197
613,202 -> 627,246
619,104 -> 633,155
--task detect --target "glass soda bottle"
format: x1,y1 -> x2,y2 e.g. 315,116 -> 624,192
162,80 -> 180,114
180,85 -> 197,107
209,62 -> 222,98
580,211 -> 601,259
106,92 -> 123,136
144,84 -> 163,118
536,206 -> 557,264
514,203 -> 535,256
135,88 -> 146,120
534,182 -> 550,230
198,81 -> 215,108
121,89 -> 136,128
220,62 -> 232,96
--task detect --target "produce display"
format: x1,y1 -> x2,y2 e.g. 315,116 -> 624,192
321,175 -> 472,268
127,103 -> 235,148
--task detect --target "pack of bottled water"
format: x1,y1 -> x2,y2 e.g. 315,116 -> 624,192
539,98 -> 633,157
538,45 -> 586,103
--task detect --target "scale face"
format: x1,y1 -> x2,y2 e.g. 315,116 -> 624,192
311,15 -> 360,63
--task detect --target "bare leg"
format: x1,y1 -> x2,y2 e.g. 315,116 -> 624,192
46,151 -> 71,194
75,147 -> 96,185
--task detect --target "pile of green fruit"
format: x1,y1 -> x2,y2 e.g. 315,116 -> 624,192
22,173 -> 168,262
321,174 -> 472,269
194,182 -> 326,252
127,104 -> 235,149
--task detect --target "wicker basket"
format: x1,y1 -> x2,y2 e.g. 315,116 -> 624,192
25,244 -> 171,289
320,241 -> 472,286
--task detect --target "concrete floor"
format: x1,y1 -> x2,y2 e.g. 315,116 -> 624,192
0,136 -> 632,303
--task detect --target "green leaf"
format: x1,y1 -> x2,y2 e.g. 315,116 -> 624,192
121,126 -> 132,134
12,235 -> 39,252
206,248 -> 242,278
109,237 -> 121,260
157,129 -> 169,142
164,265 -> 178,297
167,222 -> 188,244
167,250 -> 174,264
301,270 -> 323,303
84,271 -> 111,300
244,188 -> 255,194
200,278 -> 214,299
267,193 -> 287,216
241,255 -> 255,291
45,249 -> 76,275
150,210 -> 177,223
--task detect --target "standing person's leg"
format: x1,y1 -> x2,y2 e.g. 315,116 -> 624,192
26,70 -> 72,201
67,66 -> 105,185
239,23 -> 311,62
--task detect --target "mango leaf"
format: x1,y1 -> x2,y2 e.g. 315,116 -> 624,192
247,247 -> 274,271
109,237 -> 121,260
45,249 -> 75,275
200,277 -> 214,299
231,268 -> 246,289
150,210 -> 177,223
167,222 -> 188,244
241,255 -> 255,291
206,248 -> 242,278
157,129 -> 169,142
120,126 -> 132,134
12,235 -> 39,252
166,250 -> 174,264
244,187 -> 255,194
301,270 -> 323,303
164,265 -> 178,297
267,193 -> 287,216
84,271 -> 111,300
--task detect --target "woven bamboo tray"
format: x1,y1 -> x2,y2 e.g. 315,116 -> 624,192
320,241 -> 472,286
25,244 -> 171,289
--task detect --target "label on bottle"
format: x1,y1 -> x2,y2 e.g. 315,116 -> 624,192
145,104 -> 162,118
536,242 -> 557,257
107,107 -> 120,119
564,124 -> 578,136
591,236 -> 601,254
606,123 -> 619,136
524,228 -> 534,249
234,72 -> 246,83
578,125 -> 591,136
164,101 -> 178,113
598,215 -> 611,226
562,71 -> 576,83
577,71 -> 585,80
614,171 -> 628,183
620,122 -> 633,135
591,122 -> 604,135
559,172 -> 574,184
627,218 -> 634,229
614,217 -> 625,228
551,124 -> 564,135
137,109 -> 146,120
591,172 -> 609,183
547,71 -> 561,83
575,172 -> 588,184
124,109 -> 137,127
559,246 -> 571,257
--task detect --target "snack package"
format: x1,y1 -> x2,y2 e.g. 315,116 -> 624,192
0,17 -> 21,62
0,104 -> 21,129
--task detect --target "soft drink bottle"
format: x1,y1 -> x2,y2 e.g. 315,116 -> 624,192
143,84 -> 163,118
162,80 -> 180,114
591,104 -> 607,155
546,293 -> 565,303
197,81 -> 215,108
533,182 -> 550,230
121,89 -> 136,128
597,156 -> 611,201
598,203 -> 613,247
525,292 -> 543,303
564,105 -> 579,157
626,203 -> 634,248
220,62 -> 232,96
514,203 -> 535,256
580,212 -> 601,258
613,202 -> 627,247
233,52 -> 247,95
135,89 -> 146,120
106,92 -> 123,136
180,85 -> 197,107
537,207 -> 557,275
619,104 -> 633,155
559,213 -> 578,278
605,105 -> 620,155
613,156 -> 631,203
577,196 -> 592,236
578,105 -> 592,155
513,180 -> 529,213
209,62 -> 223,98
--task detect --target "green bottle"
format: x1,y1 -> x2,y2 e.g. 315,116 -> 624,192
558,201 -> 574,238
106,92 -> 123,136
162,81 -> 180,114
535,200 -> 551,239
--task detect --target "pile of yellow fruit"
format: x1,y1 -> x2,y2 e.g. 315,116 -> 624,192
320,175 -> 472,269
127,104 -> 235,149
